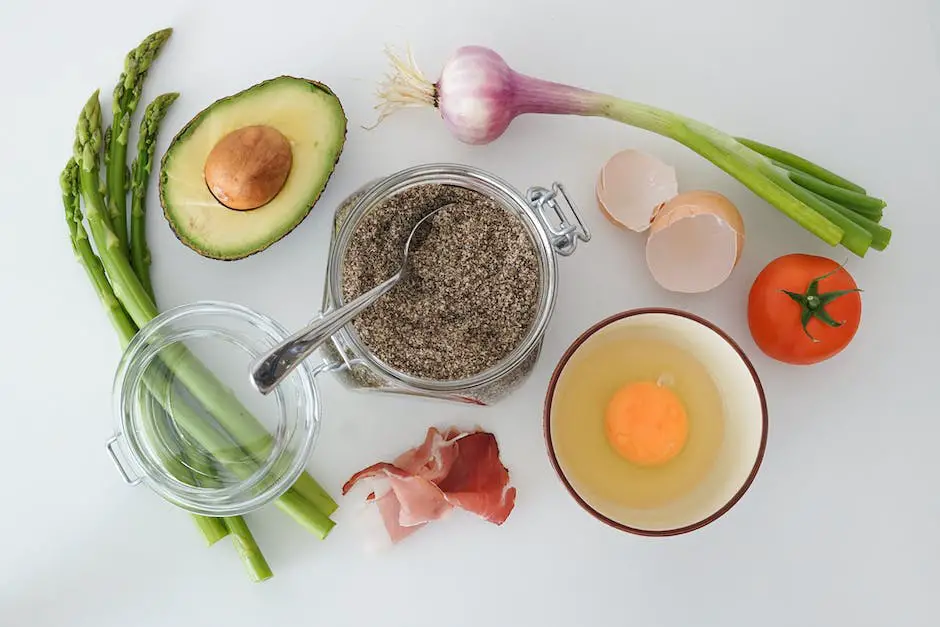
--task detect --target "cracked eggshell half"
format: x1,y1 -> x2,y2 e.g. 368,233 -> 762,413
595,149 -> 678,232
645,191 -> 745,293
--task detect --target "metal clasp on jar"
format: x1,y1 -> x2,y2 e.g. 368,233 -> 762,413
526,182 -> 591,256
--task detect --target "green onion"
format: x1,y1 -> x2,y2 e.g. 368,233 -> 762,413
736,137 -> 867,194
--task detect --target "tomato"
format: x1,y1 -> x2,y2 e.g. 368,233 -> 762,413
747,254 -> 862,365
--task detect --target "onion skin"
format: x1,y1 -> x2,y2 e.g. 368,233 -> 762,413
436,46 -> 595,144
436,47 -> 515,144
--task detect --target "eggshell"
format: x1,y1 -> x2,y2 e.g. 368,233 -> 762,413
595,149 -> 678,232
645,191 -> 745,293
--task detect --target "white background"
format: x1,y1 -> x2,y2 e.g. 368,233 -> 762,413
1,0 -> 938,625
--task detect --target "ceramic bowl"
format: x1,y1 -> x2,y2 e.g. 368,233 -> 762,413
543,308 -> 767,535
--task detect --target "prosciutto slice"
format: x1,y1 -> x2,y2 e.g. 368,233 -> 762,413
342,427 -> 516,543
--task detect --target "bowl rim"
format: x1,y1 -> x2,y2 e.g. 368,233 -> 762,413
542,307 -> 768,537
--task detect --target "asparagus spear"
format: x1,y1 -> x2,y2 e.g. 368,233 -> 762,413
130,92 -> 179,298
73,92 -> 336,536
107,28 -> 173,252
127,95 -> 239,544
62,159 -> 229,546
141,353 -> 336,539
174,430 -> 272,577
224,517 -> 273,582
62,159 -> 128,338
67,158 -> 294,575
142,377 -> 231,546
186,451 -> 273,582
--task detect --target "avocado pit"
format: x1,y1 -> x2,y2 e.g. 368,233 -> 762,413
204,125 -> 293,211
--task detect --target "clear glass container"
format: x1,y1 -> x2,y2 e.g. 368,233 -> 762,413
106,302 -> 321,516
319,163 -> 590,405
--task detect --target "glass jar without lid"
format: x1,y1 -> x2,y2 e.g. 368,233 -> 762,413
106,301 -> 322,516
319,162 -> 590,405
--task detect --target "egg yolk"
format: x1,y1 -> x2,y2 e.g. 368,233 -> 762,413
604,381 -> 689,466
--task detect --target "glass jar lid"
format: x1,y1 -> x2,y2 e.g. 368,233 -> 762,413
107,301 -> 320,517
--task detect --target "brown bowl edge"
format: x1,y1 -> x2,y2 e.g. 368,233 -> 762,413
542,307 -> 769,537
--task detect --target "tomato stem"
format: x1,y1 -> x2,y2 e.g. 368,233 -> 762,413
780,265 -> 862,342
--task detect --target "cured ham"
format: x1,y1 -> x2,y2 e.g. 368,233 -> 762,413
342,427 -> 516,543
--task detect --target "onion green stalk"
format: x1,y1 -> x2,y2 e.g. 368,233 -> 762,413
768,160 -> 883,221
735,137 -> 866,194
374,45 -> 891,257
810,191 -> 891,251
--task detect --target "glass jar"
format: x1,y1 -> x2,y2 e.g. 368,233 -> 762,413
318,163 -> 590,405
106,302 -> 321,516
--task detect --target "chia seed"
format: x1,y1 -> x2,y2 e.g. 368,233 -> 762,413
340,183 -> 540,381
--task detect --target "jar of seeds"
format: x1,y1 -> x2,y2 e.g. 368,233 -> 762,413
318,163 -> 590,405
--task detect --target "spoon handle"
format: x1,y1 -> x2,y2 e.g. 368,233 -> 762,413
250,274 -> 401,395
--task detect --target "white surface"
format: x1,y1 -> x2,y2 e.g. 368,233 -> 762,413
1,0 -> 938,624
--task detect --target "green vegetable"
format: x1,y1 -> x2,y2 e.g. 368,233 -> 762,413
192,452 -> 273,582
107,28 -> 173,253
62,160 -> 228,547
781,167 -> 885,214
693,127 -> 890,257
142,379 -> 231,546
73,89 -> 335,538
735,137 -> 866,194
131,92 -> 179,298
224,516 -> 273,582
660,115 -> 845,246
759,164 -> 874,257
766,160 -> 882,220
144,357 -> 334,538
680,120 -> 882,256
810,191 -> 891,251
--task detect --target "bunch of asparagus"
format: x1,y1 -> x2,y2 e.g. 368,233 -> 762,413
61,28 -> 337,582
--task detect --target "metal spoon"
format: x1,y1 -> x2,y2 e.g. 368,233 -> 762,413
249,203 -> 454,395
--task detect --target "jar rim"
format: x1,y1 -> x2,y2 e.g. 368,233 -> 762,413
111,301 -> 321,516
326,163 -> 559,392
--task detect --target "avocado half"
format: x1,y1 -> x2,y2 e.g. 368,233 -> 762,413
160,76 -> 347,260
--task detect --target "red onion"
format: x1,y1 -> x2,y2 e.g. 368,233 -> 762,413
432,46 -> 594,144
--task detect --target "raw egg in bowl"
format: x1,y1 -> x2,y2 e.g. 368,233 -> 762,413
543,309 -> 767,536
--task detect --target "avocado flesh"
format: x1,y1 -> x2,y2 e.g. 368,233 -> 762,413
160,76 -> 347,260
